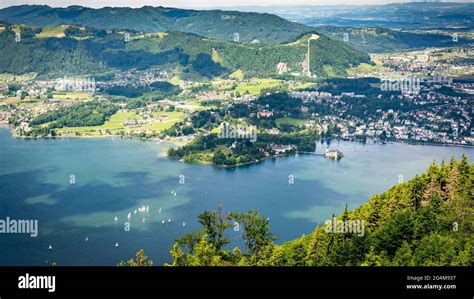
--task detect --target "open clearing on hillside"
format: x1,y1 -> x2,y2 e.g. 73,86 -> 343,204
58,110 -> 185,135
235,78 -> 283,95
36,26 -> 67,38
275,117 -> 308,126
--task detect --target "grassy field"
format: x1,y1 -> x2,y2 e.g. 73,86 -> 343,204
58,110 -> 185,135
346,63 -> 380,77
58,110 -> 139,132
291,82 -> 317,91
0,97 -> 21,104
36,26 -> 67,38
211,49 -> 224,64
0,73 -> 37,84
169,76 -> 182,85
182,100 -> 213,111
228,69 -> 244,80
275,117 -> 308,127
1,91 -> 91,105
323,65 -> 337,77
99,111 -> 141,129
235,78 -> 283,95
52,92 -> 93,101
148,111 -> 185,130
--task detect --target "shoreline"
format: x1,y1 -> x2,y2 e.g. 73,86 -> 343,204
1,126 -> 472,169
3,122 -> 473,149
6,125 -> 472,149
3,125 -> 189,146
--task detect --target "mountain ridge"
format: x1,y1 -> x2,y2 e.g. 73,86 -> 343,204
0,4 -> 314,44
0,24 -> 371,79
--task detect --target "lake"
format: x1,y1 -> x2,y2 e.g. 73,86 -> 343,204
0,128 -> 472,265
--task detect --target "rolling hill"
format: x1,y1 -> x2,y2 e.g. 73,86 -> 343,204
0,5 -> 314,44
317,26 -> 472,53
0,25 -> 371,79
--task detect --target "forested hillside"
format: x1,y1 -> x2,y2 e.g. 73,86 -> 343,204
317,26 -> 471,53
0,26 -> 370,79
0,5 -> 313,44
146,156 -> 472,266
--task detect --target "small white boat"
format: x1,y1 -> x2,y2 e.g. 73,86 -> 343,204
182,222 -> 186,227
115,242 -> 119,248
85,236 -> 88,242
161,220 -> 165,224
146,206 -> 149,212
48,244 -> 53,250
127,213 -> 131,219
134,210 -> 137,214
114,216 -> 118,221
168,218 -> 171,223
158,208 -> 162,213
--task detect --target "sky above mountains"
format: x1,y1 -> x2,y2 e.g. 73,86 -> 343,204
1,0 -> 472,9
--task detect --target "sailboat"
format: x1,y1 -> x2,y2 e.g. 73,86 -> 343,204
115,242 -> 119,248
48,244 -> 53,250
168,218 -> 171,223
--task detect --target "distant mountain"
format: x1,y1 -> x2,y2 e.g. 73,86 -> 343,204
0,5 -> 314,44
0,25 -> 370,79
317,26 -> 472,53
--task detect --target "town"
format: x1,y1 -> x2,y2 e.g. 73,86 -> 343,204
0,46 -> 472,167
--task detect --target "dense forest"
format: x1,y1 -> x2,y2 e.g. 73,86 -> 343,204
119,157 -> 473,266
317,26 -> 471,53
28,100 -> 117,136
0,5 -> 313,44
167,130 -> 317,166
103,81 -> 181,99
0,25 -> 370,79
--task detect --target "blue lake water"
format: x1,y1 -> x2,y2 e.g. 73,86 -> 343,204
0,128 -> 472,265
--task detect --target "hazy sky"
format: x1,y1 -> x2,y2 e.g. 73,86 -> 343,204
1,0 -> 472,9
